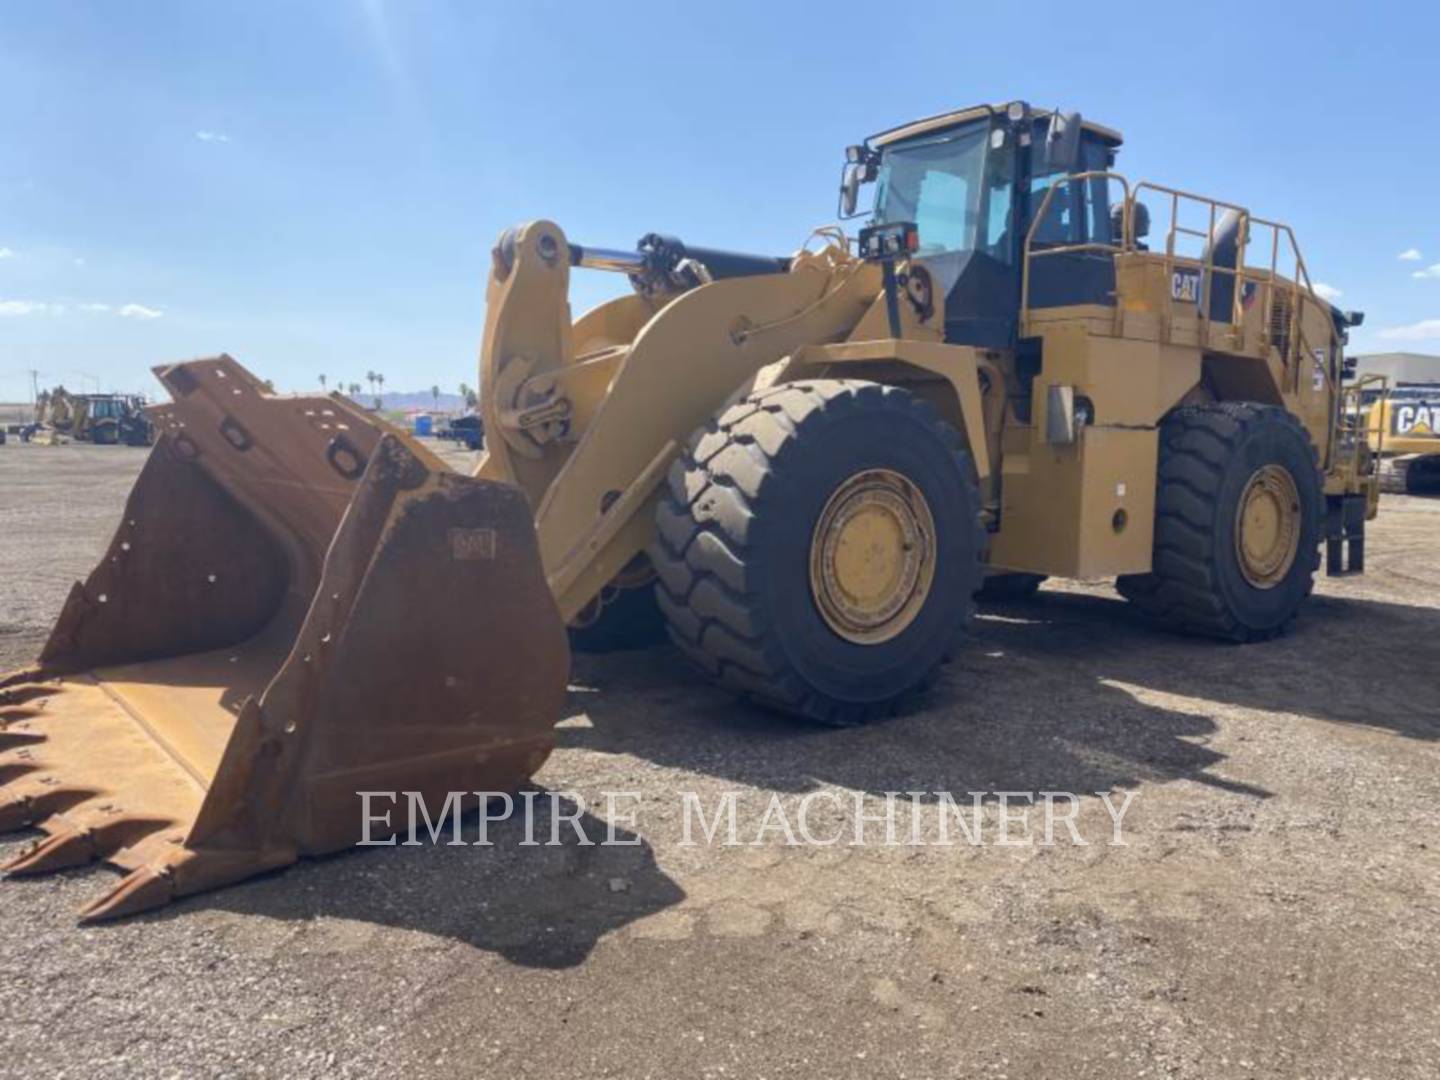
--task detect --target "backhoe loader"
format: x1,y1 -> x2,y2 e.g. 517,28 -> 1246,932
0,101 -> 1379,920
31,387 -> 155,445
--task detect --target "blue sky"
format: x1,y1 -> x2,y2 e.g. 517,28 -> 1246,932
2,0 -> 1437,403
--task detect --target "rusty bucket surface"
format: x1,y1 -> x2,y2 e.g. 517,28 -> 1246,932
0,356 -> 568,921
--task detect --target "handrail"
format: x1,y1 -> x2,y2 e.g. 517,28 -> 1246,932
1018,170 -> 1368,481
1020,171 -> 1130,318
1021,173 -> 1332,373
1337,373 -> 1389,480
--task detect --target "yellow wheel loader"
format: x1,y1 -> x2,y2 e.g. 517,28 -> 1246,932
0,101 -> 1379,920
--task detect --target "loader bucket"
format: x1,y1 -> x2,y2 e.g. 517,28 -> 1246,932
0,356 -> 568,921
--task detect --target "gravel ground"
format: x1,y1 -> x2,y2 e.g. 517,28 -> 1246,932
2,439 -> 1439,1079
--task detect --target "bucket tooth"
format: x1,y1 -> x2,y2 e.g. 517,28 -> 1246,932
0,683 -> 56,709
3,812 -> 172,876
78,865 -> 174,924
0,791 -> 35,833
3,823 -> 93,875
0,784 -> 96,834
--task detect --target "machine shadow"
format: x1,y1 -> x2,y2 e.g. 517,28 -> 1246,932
561,581 -> 1438,801
130,583 -> 1432,956
561,634 -> 1270,804
145,798 -> 685,970
974,586 -> 1440,739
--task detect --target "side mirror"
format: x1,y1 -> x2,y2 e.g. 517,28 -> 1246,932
840,163 -> 863,217
1043,110 -> 1083,173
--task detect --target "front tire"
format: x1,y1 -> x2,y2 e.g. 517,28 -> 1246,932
651,379 -> 985,725
1117,402 -> 1322,641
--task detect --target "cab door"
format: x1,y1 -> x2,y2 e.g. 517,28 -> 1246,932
1021,130 -> 1117,311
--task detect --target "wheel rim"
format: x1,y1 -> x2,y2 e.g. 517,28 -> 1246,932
1234,463 -> 1301,589
809,468 -> 936,644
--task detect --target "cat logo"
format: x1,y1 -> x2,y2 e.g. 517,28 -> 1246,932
1170,269 -> 1203,305
1393,402 -> 1439,436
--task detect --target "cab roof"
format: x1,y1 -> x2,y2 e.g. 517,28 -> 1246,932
868,104 -> 1123,150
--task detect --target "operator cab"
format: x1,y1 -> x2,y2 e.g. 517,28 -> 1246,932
841,102 -> 1123,347
89,397 -> 123,419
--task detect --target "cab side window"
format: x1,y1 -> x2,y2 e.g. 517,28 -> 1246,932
1023,128 -> 1119,309
1025,132 -> 1114,247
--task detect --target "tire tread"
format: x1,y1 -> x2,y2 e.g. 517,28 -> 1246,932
650,379 -> 982,725
1116,402 -> 1322,642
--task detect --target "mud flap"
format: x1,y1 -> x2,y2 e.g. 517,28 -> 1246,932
0,356 -> 568,921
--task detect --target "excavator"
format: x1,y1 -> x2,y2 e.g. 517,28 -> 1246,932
1365,382 -> 1440,494
0,101 -> 1380,920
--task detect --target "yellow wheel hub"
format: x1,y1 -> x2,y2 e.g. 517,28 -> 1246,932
1234,463 -> 1301,589
809,469 -> 936,644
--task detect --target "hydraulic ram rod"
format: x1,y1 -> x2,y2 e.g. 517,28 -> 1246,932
568,245 -> 648,274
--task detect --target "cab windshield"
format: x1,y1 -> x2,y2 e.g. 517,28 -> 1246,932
871,120 -> 1013,261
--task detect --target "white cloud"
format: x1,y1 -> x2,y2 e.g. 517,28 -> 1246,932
1412,263 -> 1440,280
1312,282 -> 1342,302
1378,319 -> 1440,342
195,130 -> 231,143
0,299 -> 53,316
1,298 -> 161,318
0,247 -> 15,260
1399,248 -> 1423,262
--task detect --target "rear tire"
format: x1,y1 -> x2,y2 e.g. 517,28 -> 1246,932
650,379 -> 985,725
1116,402 -> 1322,641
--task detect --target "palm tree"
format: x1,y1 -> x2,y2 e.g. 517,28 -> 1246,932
347,382 -> 361,399
430,384 -> 440,410
365,370 -> 376,398
458,382 -> 476,409
318,374 -> 327,393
